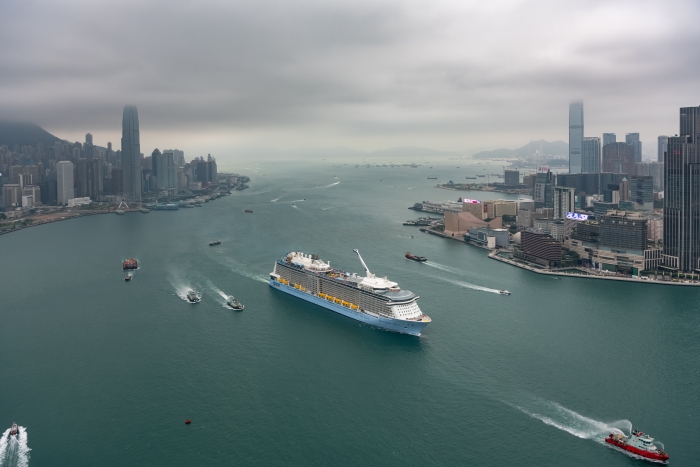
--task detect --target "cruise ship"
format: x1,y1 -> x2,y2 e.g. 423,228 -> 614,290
270,250 -> 431,335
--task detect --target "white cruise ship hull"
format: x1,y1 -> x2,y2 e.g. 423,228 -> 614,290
270,279 -> 428,336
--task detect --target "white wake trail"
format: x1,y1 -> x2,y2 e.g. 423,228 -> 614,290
423,261 -> 466,275
444,278 -> 501,294
0,427 -> 31,467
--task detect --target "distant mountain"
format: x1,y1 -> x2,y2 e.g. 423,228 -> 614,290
0,121 -> 61,148
472,140 -> 568,159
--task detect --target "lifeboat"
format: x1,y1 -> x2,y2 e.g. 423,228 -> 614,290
405,252 -> 427,262
605,430 -> 669,462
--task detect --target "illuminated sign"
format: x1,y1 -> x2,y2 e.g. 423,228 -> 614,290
463,199 -> 481,204
566,212 -> 588,221
537,166 -> 550,173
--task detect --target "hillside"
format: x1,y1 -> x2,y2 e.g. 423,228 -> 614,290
472,140 -> 568,159
0,121 -> 61,148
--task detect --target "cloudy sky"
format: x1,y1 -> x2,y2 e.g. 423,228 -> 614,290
1,0 -> 699,157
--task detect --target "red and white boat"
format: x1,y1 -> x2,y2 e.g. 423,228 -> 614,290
605,429 -> 669,462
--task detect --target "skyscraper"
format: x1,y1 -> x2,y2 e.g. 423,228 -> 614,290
553,186 -> 575,219
663,106 -> 700,271
569,102 -> 584,174
625,133 -> 642,162
602,143 -> 635,175
581,137 -> 600,173
603,133 -> 616,147
57,160 -> 74,205
658,136 -> 668,162
121,105 -> 141,202
533,167 -> 553,209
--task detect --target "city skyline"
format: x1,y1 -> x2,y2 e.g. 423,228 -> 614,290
1,0 -> 698,157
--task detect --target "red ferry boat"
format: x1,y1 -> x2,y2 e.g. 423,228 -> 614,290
123,258 -> 138,270
605,430 -> 669,462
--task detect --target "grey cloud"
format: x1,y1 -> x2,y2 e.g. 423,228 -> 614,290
1,0 -> 699,154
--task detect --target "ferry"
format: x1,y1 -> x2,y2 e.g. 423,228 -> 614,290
270,250 -> 431,336
605,430 -> 669,462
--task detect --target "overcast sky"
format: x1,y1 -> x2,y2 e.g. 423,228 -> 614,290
1,0 -> 699,157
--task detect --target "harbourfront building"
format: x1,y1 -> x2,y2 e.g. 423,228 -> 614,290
582,137 -> 600,174
121,105 -> 141,202
663,106 -> 700,272
514,229 -> 563,267
569,102 -> 584,174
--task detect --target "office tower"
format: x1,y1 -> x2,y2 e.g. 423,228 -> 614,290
569,102 -> 584,174
553,186 -> 575,218
504,170 -> 519,186
121,105 -> 141,202
163,149 -> 185,168
658,136 -> 668,163
582,137 -> 600,173
76,158 -> 88,197
664,106 -> 700,271
603,133 -> 616,147
602,143 -> 635,175
619,177 -> 630,202
533,168 -> 553,209
630,176 -> 653,211
625,133 -> 642,162
151,148 -> 161,187
57,160 -> 74,205
111,167 -> 124,197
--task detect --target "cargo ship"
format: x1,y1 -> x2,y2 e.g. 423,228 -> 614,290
405,252 -> 427,262
270,250 -> 431,335
605,430 -> 669,462
123,258 -> 138,270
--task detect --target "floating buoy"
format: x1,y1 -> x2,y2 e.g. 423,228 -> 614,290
185,419 -> 191,424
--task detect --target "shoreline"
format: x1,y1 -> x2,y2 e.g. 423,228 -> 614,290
416,227 -> 700,287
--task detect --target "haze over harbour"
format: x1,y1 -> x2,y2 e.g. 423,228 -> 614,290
1,158 -> 699,466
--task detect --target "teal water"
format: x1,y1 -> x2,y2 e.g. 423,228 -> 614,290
1,157 -> 698,466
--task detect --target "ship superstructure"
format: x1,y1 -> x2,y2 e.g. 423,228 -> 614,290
270,250 -> 430,335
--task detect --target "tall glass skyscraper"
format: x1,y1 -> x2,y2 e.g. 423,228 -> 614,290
663,106 -> 700,272
625,133 -> 642,162
121,105 -> 141,202
581,137 -> 600,173
569,102 -> 584,174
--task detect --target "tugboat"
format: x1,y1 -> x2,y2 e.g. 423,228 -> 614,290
209,240 -> 221,246
405,252 -> 427,262
226,296 -> 245,310
605,430 -> 669,462
123,258 -> 138,270
499,290 -> 511,295
187,290 -> 201,303
125,275 -> 132,282
8,423 -> 19,439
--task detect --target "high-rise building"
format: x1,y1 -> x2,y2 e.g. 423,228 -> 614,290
533,167 -> 553,209
569,102 -> 584,174
599,210 -> 647,252
619,177 -> 630,202
602,142 -> 635,175
121,105 -> 141,202
504,170 -> 519,186
630,176 -> 653,212
657,136 -> 668,163
582,137 -> 600,173
553,186 -> 575,219
663,106 -> 700,271
603,133 -> 616,147
111,167 -> 124,197
57,160 -> 74,205
163,149 -> 185,168
625,133 -> 642,162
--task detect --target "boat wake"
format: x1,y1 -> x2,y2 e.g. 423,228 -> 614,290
0,426 -> 31,467
270,196 -> 282,203
321,206 -> 342,211
171,282 -> 197,302
510,398 -> 631,446
202,278 -> 231,307
424,261 -> 465,275
444,278 -> 501,294
319,180 -> 340,188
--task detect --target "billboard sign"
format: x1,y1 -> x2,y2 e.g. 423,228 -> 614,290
566,212 -> 588,221
463,198 -> 481,204
537,166 -> 550,173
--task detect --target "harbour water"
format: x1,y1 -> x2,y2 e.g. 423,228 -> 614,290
1,156 -> 698,466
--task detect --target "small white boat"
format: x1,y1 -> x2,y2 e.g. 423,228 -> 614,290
227,296 -> 244,310
499,290 -> 511,295
187,290 -> 201,303
8,423 -> 19,439
115,210 -> 125,215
